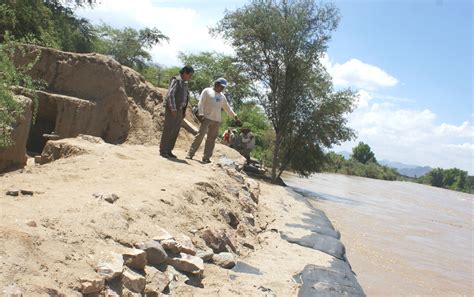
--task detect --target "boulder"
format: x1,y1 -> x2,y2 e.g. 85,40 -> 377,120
95,252 -> 124,281
175,233 -> 196,255
160,239 -> 181,254
238,191 -> 257,213
121,287 -> 142,297
122,267 -> 146,293
144,266 -> 170,296
135,241 -> 168,265
196,248 -> 214,262
201,228 -> 228,253
80,276 -> 105,295
167,253 -> 204,275
152,228 -> 173,241
0,95 -> 32,172
123,249 -> 147,270
219,209 -> 240,229
212,252 -> 236,269
245,179 -> 260,204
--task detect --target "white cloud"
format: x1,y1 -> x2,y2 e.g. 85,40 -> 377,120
321,54 -> 474,173
76,0 -> 233,66
338,103 -> 474,174
322,54 -> 398,91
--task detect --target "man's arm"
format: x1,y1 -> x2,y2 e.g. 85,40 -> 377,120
222,96 -> 237,118
198,89 -> 208,116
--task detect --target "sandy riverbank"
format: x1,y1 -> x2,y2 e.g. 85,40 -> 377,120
0,137 -> 363,296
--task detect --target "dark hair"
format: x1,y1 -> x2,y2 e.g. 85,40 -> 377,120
179,65 -> 194,74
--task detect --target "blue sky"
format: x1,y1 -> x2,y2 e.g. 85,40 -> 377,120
77,0 -> 473,173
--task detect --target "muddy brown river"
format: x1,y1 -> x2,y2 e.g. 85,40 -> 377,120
284,173 -> 473,296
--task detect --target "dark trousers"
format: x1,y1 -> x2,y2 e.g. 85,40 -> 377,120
159,107 -> 184,154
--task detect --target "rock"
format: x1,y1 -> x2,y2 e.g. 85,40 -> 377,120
43,288 -> 66,297
26,220 -> 37,227
175,233 -> 196,255
196,248 -> 214,262
0,95 -> 32,173
122,267 -> 146,293
160,239 -> 180,254
121,287 -> 142,297
245,179 -> 260,204
2,284 -> 22,297
225,168 -> 245,183
123,249 -> 147,270
238,191 -> 257,213
219,209 -> 240,229
80,276 -> 105,295
103,286 -> 120,297
243,213 -> 255,226
20,190 -> 34,196
144,266 -> 170,296
95,252 -> 124,281
212,252 -> 236,269
34,155 -> 43,164
167,252 -> 204,275
201,228 -> 237,253
40,139 -> 87,165
152,228 -> 174,241
6,190 -> 20,197
201,228 -> 228,253
135,241 -> 168,265
93,193 -> 119,204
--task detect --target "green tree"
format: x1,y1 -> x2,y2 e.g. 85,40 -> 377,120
94,24 -> 169,71
178,51 -> 254,109
214,0 -> 356,181
351,142 -> 377,164
0,0 -> 96,52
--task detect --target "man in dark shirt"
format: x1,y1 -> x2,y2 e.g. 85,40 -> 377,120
159,66 -> 194,158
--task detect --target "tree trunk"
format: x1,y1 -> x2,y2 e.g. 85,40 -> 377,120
271,133 -> 281,182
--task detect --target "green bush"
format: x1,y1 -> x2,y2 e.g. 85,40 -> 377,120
0,36 -> 41,147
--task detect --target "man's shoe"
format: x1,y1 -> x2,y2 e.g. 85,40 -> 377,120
202,158 -> 211,164
160,153 -> 170,158
168,152 -> 177,158
185,155 -> 193,160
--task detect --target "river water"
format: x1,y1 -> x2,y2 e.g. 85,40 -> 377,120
284,173 -> 473,296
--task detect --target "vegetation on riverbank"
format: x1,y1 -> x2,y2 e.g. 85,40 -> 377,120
323,142 -> 473,194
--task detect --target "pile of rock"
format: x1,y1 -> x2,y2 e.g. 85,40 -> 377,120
80,227 -> 241,295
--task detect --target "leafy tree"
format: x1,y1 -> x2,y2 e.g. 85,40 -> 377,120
0,0 -> 96,52
94,24 -> 168,71
178,51 -> 254,109
351,142 -> 377,164
214,0 -> 356,181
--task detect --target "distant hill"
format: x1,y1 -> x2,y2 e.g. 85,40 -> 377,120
379,160 -> 432,178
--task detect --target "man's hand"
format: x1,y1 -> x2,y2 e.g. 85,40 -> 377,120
171,110 -> 177,117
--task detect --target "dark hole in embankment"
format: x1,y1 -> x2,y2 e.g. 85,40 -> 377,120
27,99 -> 57,154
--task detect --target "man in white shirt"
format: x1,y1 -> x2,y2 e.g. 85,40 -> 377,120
186,78 -> 239,163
